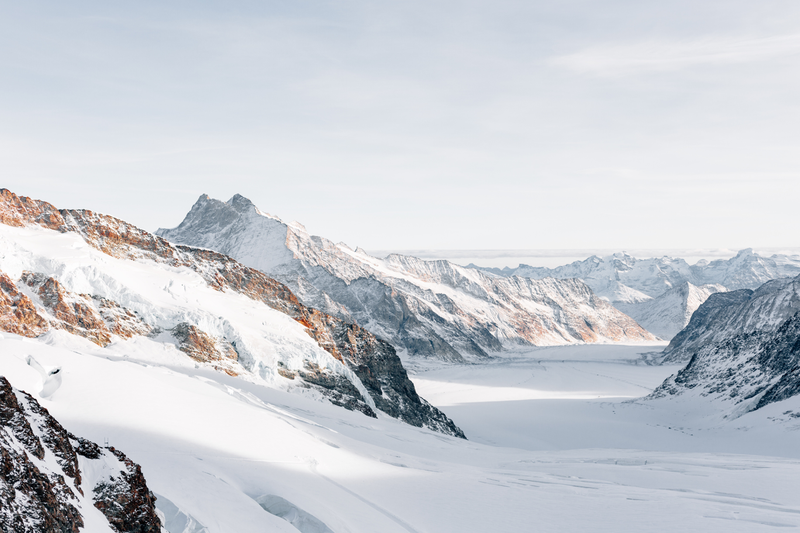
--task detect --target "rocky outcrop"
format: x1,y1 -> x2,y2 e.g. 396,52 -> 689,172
0,376 -> 163,533
157,194 -> 655,362
169,323 -> 240,376
318,316 -> 465,437
0,272 -> 49,338
0,189 -> 465,438
0,269 -> 152,347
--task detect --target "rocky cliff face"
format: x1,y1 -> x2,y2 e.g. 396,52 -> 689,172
650,274 -> 800,415
479,249 -> 800,339
157,194 -> 655,363
0,189 -> 464,438
662,276 -> 800,364
0,376 -> 163,533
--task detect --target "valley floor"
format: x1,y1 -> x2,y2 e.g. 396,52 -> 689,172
3,335 -> 800,532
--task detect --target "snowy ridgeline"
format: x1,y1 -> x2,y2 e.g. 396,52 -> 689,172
156,194 -> 656,364
477,249 -> 800,339
157,194 -> 800,344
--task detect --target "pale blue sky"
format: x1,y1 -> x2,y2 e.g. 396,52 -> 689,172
2,1 -> 799,251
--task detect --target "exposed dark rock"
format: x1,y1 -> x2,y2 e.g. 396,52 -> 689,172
0,377 -> 82,533
0,376 -> 163,533
93,448 -> 161,533
169,322 -> 240,376
298,362 -> 377,418
661,289 -> 756,364
325,317 -> 467,438
650,275 -> 800,414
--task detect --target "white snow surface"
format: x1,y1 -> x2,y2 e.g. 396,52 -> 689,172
3,334 -> 800,532
0,222 -> 374,406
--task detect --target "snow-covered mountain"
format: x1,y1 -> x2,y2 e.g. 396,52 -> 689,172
478,249 -> 800,339
661,275 -> 800,364
615,282 -> 726,340
156,194 -> 655,362
0,189 -> 462,437
0,375 -> 163,532
649,273 -> 800,416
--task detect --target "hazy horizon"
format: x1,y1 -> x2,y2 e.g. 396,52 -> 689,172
367,247 -> 800,269
3,1 -> 799,250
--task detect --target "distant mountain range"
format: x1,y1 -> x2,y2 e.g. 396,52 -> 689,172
476,250 -> 800,339
157,194 -> 655,363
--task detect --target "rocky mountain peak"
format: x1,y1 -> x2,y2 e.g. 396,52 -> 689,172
227,193 -> 257,212
157,194 -> 657,364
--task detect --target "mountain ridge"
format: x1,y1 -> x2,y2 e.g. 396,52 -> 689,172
0,188 -> 464,437
476,249 -> 800,339
157,194 -> 656,362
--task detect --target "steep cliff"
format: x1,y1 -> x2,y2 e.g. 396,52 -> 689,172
662,276 -> 800,364
650,275 -> 800,416
0,376 -> 163,533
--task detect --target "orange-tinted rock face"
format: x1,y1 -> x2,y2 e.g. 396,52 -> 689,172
21,272 -> 112,346
0,269 -> 152,347
170,322 -> 238,368
0,272 -> 49,338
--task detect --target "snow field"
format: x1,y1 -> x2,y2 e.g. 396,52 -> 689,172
3,335 -> 800,532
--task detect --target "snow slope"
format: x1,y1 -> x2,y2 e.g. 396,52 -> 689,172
3,335 -> 800,532
0,189 -> 462,436
157,195 -> 655,362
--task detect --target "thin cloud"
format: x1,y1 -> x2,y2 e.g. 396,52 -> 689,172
551,34 -> 800,75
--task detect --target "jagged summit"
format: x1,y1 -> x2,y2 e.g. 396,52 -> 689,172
157,194 -> 656,363
228,193 -> 255,209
